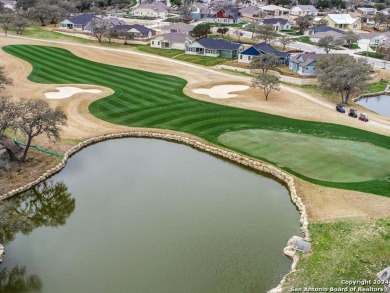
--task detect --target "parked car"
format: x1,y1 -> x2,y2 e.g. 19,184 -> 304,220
359,113 -> 369,122
336,103 -> 345,113
348,109 -> 358,118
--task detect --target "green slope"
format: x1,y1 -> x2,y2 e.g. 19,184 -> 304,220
3,44 -> 390,196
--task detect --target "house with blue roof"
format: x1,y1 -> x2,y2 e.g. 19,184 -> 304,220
260,18 -> 291,31
185,38 -> 244,58
59,14 -> 96,30
238,42 -> 289,64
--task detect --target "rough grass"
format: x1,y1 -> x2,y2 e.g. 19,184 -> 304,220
3,45 -> 390,196
218,129 -> 390,182
283,218 -> 390,291
131,44 -> 184,58
365,79 -> 389,93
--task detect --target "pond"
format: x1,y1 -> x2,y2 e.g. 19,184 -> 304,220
0,139 -> 300,293
355,95 -> 390,117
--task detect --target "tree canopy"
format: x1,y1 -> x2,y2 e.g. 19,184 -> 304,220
255,24 -> 277,44
252,73 -> 280,101
316,35 -> 345,54
251,53 -> 280,74
191,23 -> 211,39
316,55 -> 372,104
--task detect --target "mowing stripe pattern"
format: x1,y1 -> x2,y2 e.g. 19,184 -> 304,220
3,45 -> 390,196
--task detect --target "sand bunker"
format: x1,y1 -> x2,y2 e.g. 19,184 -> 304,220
45,87 -> 102,99
193,85 -> 249,99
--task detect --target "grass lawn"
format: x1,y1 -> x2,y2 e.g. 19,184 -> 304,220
365,79 -> 389,93
297,36 -> 311,44
218,129 -> 390,182
3,45 -> 390,196
357,51 -> 385,59
131,44 -> 183,58
283,218 -> 390,291
131,44 -> 227,66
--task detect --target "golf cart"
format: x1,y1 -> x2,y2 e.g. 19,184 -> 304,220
359,113 -> 369,122
336,103 -> 345,113
348,109 -> 358,118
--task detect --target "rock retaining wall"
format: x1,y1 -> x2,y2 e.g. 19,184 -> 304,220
0,130 -> 310,292
353,90 -> 390,102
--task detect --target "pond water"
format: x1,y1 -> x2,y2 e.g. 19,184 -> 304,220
0,139 -> 300,293
355,95 -> 390,117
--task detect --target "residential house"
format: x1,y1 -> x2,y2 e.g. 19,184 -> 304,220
260,18 -> 291,31
190,3 -> 209,19
309,30 -> 345,43
115,24 -> 156,39
59,14 -> 96,30
259,5 -> 290,17
238,42 -> 290,64
239,6 -> 262,21
288,53 -> 326,75
381,8 -> 390,16
84,17 -> 127,33
207,7 -> 242,24
322,14 -> 361,30
0,0 -> 16,10
358,32 -> 390,50
356,7 -> 377,16
304,25 -> 345,36
376,39 -> 390,56
290,5 -> 318,16
151,32 -> 193,50
131,2 -> 168,18
161,22 -> 194,35
186,38 -> 244,58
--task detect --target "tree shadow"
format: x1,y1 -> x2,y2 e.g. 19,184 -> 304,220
0,266 -> 42,293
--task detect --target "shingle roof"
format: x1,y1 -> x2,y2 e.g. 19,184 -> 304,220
253,42 -> 289,58
327,14 -> 358,24
196,38 -> 242,50
310,30 -> 345,39
289,53 -> 326,67
114,24 -> 154,34
68,14 -> 96,25
309,25 -> 345,34
296,5 -> 318,12
192,3 -> 208,14
134,2 -> 168,12
209,7 -> 240,19
161,22 -> 194,32
260,5 -> 290,12
262,18 -> 289,25
158,32 -> 192,43
239,6 -> 260,15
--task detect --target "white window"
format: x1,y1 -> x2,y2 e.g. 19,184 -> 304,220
152,41 -> 154,45
158,42 -> 160,45
353,24 -> 357,28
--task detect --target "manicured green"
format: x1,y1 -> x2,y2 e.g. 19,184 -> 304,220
283,218 -> 390,291
3,45 -> 390,196
218,129 -> 390,182
365,79 -> 388,93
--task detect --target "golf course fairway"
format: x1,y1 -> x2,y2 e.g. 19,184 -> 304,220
3,44 -> 390,196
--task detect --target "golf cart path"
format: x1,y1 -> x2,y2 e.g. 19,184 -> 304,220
1,34 -> 390,132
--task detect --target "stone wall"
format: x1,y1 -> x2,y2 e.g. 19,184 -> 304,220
353,90 -> 390,102
0,130 -> 310,292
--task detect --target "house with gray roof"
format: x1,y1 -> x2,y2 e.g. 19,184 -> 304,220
161,22 -> 194,35
59,14 -> 96,30
290,5 -> 318,16
186,38 -> 244,58
84,17 -> 127,33
114,24 -> 156,39
288,53 -> 326,75
0,0 -> 16,10
304,25 -> 345,36
238,42 -> 289,64
358,31 -> 390,50
131,2 -> 168,18
309,30 -> 345,43
239,6 -> 262,20
151,32 -> 193,50
260,18 -> 291,31
190,3 -> 209,19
